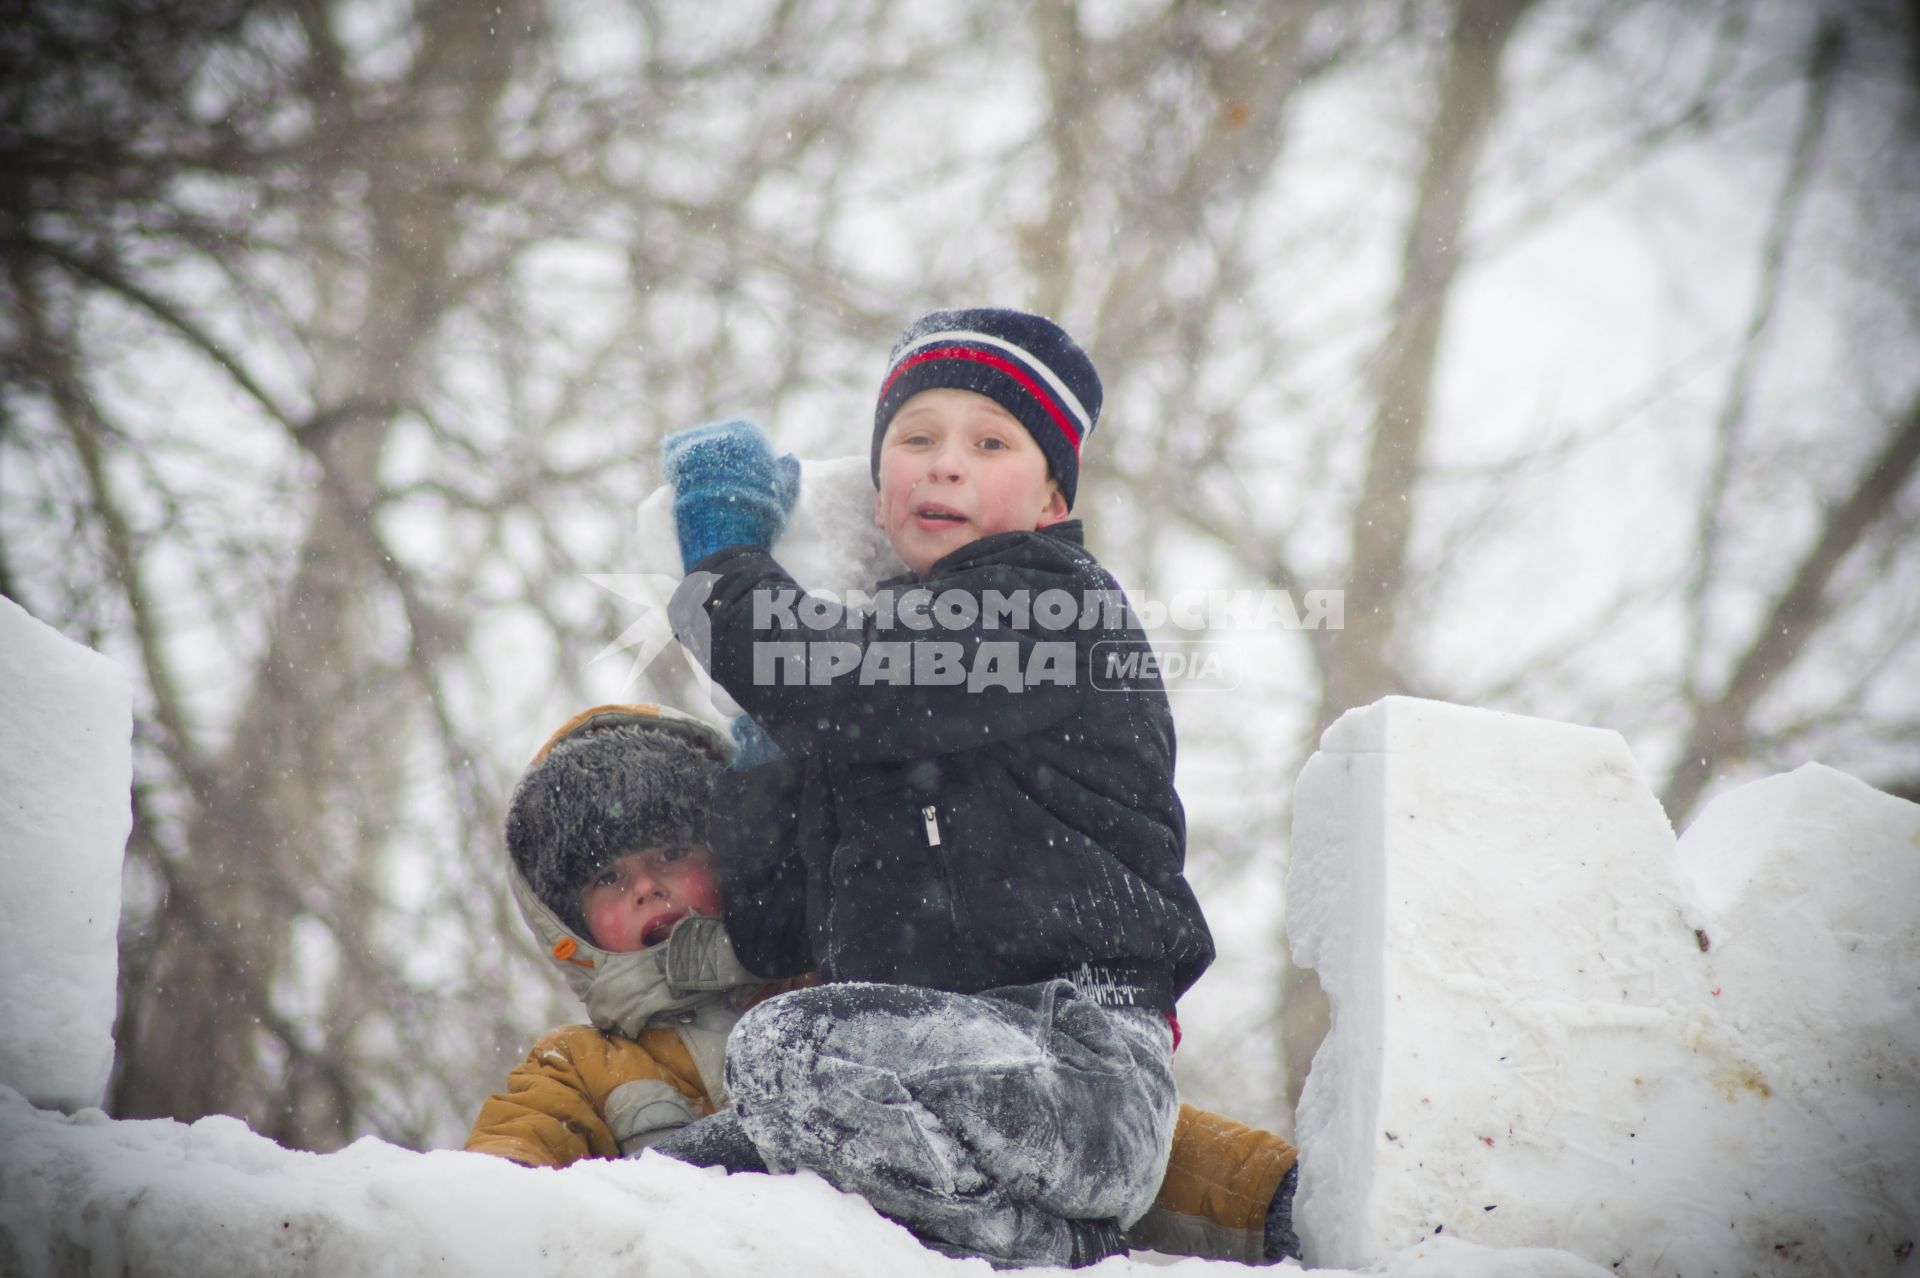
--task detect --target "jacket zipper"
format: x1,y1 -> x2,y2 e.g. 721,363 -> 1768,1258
921,804 -> 942,846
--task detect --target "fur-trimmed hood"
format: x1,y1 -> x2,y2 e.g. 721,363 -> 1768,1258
506,705 -> 770,1038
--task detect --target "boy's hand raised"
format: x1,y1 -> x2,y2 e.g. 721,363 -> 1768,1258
660,419 -> 800,570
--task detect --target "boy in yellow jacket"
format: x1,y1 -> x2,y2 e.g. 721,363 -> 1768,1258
466,704 -> 1299,1264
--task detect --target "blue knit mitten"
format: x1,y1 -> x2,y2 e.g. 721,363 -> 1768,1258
727,714 -> 785,770
660,419 -> 801,570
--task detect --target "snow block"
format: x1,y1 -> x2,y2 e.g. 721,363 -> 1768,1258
1671,764 -> 1920,1272
1288,698 -> 1717,1270
1288,698 -> 1920,1276
0,596 -> 132,1112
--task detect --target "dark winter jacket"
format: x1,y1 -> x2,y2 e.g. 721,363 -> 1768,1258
671,520 -> 1214,1012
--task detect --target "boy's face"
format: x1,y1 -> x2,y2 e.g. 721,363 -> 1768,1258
577,845 -> 725,953
873,388 -> 1069,578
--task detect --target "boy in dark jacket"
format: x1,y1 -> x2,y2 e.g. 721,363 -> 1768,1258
659,308 -> 1216,1267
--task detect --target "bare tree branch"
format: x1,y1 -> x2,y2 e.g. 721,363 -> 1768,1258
5,231 -> 303,430
1320,0 -> 1537,734
1683,19 -> 1845,703
5,253 -> 213,795
1663,387 -> 1920,821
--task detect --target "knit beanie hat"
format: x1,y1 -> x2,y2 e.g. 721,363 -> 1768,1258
505,718 -> 727,938
871,307 -> 1103,510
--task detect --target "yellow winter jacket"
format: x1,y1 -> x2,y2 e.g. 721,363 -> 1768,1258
467,973 -> 805,1168
469,1023 -> 705,1167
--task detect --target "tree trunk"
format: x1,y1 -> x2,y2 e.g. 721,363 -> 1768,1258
112,0 -> 532,1146
1287,0 -> 1535,1117
1315,0 -> 1536,737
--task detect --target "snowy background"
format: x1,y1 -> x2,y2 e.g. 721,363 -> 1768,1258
4,587 -> 1914,1275
2,0 -> 1918,1271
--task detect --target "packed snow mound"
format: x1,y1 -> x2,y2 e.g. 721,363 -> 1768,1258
1288,697 -> 1919,1276
0,1087 -> 1619,1277
0,1086 -> 934,1278
0,595 -> 130,1112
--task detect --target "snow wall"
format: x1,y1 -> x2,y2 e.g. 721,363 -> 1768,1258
1288,696 -> 1920,1276
0,595 -> 130,1112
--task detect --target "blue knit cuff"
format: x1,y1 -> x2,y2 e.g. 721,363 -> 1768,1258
1263,1163 -> 1300,1262
728,715 -> 785,770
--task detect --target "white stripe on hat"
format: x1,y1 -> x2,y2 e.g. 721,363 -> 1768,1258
888,328 -> 1094,436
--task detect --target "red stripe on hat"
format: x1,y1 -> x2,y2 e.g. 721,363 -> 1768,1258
880,346 -> 1084,452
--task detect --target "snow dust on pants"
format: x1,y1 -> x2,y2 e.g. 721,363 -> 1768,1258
723,978 -> 1178,1268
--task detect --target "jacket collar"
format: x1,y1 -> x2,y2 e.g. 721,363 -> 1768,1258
508,863 -> 768,1038
879,519 -> 1086,588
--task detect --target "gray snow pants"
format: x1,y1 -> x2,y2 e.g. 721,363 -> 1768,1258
716,979 -> 1178,1268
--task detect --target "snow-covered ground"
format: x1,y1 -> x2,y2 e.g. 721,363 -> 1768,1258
1,1090 -> 1621,1277
2,482 -> 1915,1276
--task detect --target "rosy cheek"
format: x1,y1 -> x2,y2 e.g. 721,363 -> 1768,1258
677,865 -> 726,916
582,895 -> 621,943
